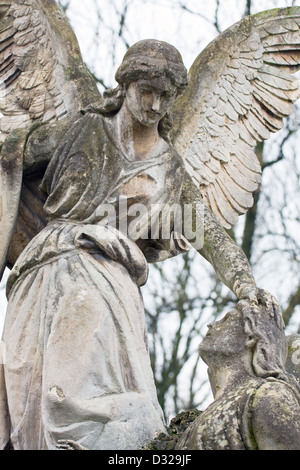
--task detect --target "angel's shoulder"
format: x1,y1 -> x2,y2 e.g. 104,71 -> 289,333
23,112 -> 107,174
253,379 -> 300,407
251,379 -> 300,449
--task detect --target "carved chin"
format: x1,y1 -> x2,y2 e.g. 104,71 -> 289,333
198,339 -> 217,362
134,112 -> 161,126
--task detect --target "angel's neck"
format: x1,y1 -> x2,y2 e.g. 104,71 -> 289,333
207,353 -> 255,400
112,103 -> 163,161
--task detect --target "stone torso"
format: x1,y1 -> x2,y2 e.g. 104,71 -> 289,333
176,378 -> 265,450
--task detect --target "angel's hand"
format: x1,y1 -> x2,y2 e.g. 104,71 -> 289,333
237,286 -> 281,317
257,288 -> 282,318
56,440 -> 88,451
81,100 -> 104,114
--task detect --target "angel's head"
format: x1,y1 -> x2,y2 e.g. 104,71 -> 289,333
115,39 -> 188,92
101,40 -> 188,138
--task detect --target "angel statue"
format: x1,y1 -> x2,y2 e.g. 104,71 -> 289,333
0,1 -> 299,451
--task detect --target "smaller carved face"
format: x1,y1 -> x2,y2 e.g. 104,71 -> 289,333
199,310 -> 246,362
125,77 -> 177,127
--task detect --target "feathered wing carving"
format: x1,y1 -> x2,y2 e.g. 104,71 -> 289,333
0,0 -> 100,141
170,7 -> 300,229
0,0 -> 101,274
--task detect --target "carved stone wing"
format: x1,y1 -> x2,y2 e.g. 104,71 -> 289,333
0,129 -> 25,280
0,0 -> 101,279
0,0 -> 100,142
170,7 -> 300,229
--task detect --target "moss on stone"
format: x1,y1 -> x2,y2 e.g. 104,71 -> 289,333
141,409 -> 202,450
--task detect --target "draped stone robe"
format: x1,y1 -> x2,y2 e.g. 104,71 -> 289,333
0,109 -> 259,450
0,112 -> 188,450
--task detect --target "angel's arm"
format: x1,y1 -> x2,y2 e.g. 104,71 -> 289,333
180,177 -> 257,302
200,202 -> 257,301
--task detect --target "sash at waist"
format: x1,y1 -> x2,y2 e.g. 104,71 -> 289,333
7,222 -> 149,296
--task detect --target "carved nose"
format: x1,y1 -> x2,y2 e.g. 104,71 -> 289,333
152,95 -> 161,112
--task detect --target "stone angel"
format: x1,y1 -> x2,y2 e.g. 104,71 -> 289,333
0,1 -> 299,451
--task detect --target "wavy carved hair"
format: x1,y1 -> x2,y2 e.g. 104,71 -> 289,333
84,40 -> 188,141
242,303 -> 300,395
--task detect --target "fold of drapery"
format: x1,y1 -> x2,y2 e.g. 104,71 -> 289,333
1,224 -> 165,450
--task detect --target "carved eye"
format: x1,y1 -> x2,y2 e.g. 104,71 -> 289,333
139,86 -> 152,94
161,89 -> 176,102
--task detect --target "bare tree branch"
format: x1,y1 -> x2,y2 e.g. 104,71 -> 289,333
283,286 -> 300,326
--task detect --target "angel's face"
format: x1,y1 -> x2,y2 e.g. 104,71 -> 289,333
125,77 -> 177,127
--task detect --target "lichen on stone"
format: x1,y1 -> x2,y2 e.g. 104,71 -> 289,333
141,409 -> 202,450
